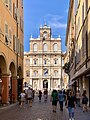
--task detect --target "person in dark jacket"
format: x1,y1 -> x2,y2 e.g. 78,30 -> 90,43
66,91 -> 76,120
58,90 -> 64,111
38,90 -> 42,102
82,90 -> 88,112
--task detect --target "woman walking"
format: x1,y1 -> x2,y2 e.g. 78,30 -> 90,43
66,91 -> 76,120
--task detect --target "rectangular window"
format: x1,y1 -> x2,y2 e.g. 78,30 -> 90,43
21,0 -> 23,8
5,24 -> 8,34
78,17 -> 80,34
85,0 -> 88,15
26,59 -> 30,64
9,29 -> 12,43
86,31 -> 88,58
13,35 -> 17,51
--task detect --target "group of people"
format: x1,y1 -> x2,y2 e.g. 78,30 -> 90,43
38,89 -> 48,102
19,87 -> 35,107
19,88 -> 89,120
51,89 -> 88,120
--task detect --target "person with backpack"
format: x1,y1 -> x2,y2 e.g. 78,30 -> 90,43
82,90 -> 88,112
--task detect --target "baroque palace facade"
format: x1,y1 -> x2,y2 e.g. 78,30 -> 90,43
24,24 -> 62,91
65,0 -> 90,105
0,0 -> 24,104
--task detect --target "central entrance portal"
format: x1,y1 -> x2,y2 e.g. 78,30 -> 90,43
43,80 -> 48,89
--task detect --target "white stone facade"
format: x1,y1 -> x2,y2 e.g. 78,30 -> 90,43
24,24 -> 62,91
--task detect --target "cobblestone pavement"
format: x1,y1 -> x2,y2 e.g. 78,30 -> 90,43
0,95 -> 90,120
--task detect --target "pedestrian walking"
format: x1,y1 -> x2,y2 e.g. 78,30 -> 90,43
66,91 -> 76,120
20,91 -> 25,107
50,89 -> 58,112
58,90 -> 64,111
44,89 -> 48,102
27,87 -> 33,107
38,90 -> 42,102
82,90 -> 88,112
25,89 -> 28,104
76,90 -> 81,107
0,94 -> 2,106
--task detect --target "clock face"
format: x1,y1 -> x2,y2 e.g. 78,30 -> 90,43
43,32 -> 47,38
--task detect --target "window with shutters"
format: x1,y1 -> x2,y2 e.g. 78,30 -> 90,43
9,0 -> 12,12
5,24 -> 8,34
5,0 -> 8,7
85,0 -> 88,16
53,43 -> 58,51
33,43 -> 37,52
9,29 -> 12,44
13,35 -> 17,51
13,3 -> 17,20
43,43 -> 48,51
5,24 -> 9,44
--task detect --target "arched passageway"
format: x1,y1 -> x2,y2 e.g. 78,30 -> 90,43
17,66 -> 23,97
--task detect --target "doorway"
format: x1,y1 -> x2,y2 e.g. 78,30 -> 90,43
43,80 -> 48,89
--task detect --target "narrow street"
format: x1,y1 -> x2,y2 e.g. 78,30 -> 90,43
0,95 -> 90,120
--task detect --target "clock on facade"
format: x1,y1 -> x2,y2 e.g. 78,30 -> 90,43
43,32 -> 47,40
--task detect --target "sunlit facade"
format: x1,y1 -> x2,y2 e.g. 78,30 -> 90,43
0,0 -> 24,104
24,24 -> 62,91
66,0 -> 90,106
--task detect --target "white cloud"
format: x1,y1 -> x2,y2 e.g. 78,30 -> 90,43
49,22 -> 67,29
44,14 -> 67,29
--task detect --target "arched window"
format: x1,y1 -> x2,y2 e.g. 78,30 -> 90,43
54,70 -> 58,76
54,59 -> 58,64
43,59 -> 47,64
43,43 -> 48,51
33,43 -> 37,52
53,43 -> 58,51
34,59 -> 37,65
26,70 -> 30,77
26,59 -> 30,64
34,70 -> 38,77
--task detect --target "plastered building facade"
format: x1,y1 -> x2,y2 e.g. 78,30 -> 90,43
66,0 -> 90,105
0,0 -> 24,104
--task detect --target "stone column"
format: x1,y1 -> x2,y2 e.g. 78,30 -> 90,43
12,76 -> 17,103
2,74 -> 9,104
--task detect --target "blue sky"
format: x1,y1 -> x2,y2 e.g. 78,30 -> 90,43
23,0 -> 69,52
